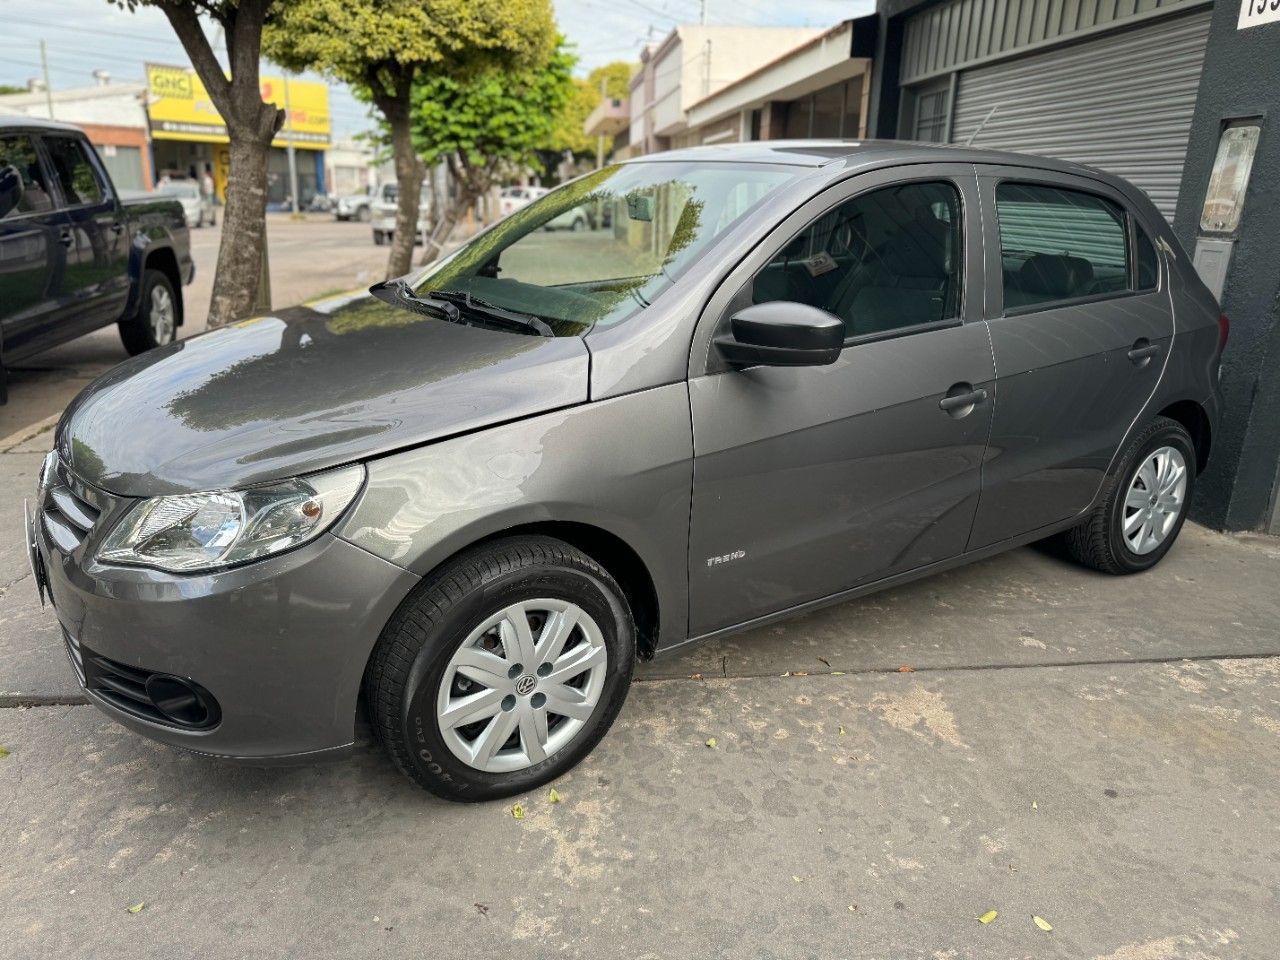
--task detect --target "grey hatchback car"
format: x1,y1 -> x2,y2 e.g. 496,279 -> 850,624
27,142 -> 1225,800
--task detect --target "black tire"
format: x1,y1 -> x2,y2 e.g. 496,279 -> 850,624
365,536 -> 636,801
372,230 -> 386,246
1056,416 -> 1196,575
357,205 -> 371,223
118,268 -> 178,356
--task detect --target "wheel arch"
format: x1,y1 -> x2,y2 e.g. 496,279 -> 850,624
405,521 -> 662,661
1156,399 -> 1212,475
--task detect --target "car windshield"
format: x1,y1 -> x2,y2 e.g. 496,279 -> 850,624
158,181 -> 200,198
409,161 -> 799,337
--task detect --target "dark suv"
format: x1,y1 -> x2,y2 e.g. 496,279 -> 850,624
0,117 -> 194,401
28,141 -> 1223,800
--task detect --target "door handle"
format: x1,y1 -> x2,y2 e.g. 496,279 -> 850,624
939,385 -> 988,414
57,229 -> 74,248
109,221 -> 125,234
1127,339 -> 1161,365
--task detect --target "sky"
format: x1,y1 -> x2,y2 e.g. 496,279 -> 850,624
0,0 -> 872,141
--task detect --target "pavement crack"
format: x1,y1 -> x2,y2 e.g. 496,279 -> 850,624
0,695 -> 89,708
638,650 -> 1280,684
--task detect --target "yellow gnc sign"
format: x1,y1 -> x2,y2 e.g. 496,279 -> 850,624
145,63 -> 331,149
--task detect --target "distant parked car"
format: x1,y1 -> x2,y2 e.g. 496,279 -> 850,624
0,117 -> 194,402
543,207 -> 588,231
499,184 -> 547,218
370,181 -> 430,245
334,192 -> 372,222
29,142 -> 1223,802
156,177 -> 216,228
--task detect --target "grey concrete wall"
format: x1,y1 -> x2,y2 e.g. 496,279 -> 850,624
1173,5 -> 1280,531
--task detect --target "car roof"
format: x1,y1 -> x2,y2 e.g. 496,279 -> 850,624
624,138 -> 1106,180
0,113 -> 86,135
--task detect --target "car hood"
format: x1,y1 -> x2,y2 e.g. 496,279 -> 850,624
57,291 -> 590,497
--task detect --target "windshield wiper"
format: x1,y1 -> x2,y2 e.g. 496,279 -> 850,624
428,289 -> 554,338
369,278 -> 462,323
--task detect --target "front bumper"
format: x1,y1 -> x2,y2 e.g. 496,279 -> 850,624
30,472 -> 419,763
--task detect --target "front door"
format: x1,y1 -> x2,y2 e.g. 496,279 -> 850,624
40,133 -> 130,331
687,166 -> 995,638
967,168 -> 1173,549
0,132 -> 73,361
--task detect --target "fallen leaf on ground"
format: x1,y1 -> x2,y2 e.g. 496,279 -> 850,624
474,903 -> 489,916
818,657 -> 831,667
511,803 -> 525,820
689,673 -> 703,680
0,746 -> 10,758
793,671 -> 809,676
896,665 -> 915,673
831,671 -> 846,676
1032,915 -> 1053,931
977,910 -> 998,924
839,726 -> 846,735
1032,800 -> 1038,810
547,788 -> 562,804
791,875 -> 804,883
126,902 -> 145,914
705,737 -> 717,748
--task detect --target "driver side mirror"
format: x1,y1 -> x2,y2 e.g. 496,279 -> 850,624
715,301 -> 845,368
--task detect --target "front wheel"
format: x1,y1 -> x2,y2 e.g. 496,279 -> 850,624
365,537 -> 635,801
1057,416 -> 1196,574
118,269 -> 178,356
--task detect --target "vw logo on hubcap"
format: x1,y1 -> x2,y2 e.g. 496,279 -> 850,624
514,674 -> 537,696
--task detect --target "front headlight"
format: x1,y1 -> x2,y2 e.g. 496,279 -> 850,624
98,465 -> 365,573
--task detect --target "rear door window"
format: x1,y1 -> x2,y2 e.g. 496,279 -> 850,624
0,134 -> 57,216
42,135 -> 106,207
996,182 -> 1128,311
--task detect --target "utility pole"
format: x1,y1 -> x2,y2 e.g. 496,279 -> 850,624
282,73 -> 301,218
39,40 -> 54,119
700,0 -> 708,24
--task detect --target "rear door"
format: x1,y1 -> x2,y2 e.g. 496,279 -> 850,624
968,166 -> 1172,548
687,164 -> 995,637
40,133 -> 130,330
0,132 -> 74,360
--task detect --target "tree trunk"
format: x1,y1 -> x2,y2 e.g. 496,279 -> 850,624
420,202 -> 462,265
385,107 -> 425,280
207,132 -> 272,326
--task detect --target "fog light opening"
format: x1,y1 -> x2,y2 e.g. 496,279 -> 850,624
144,674 -> 215,728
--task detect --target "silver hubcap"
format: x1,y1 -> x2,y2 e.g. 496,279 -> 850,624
149,285 -> 175,344
1123,445 -> 1187,555
437,599 -> 608,773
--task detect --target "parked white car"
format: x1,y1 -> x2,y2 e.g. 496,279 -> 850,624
156,178 -> 216,228
371,182 -> 431,246
499,185 -> 547,218
334,193 -> 373,222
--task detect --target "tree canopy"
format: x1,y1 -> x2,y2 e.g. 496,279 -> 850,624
549,61 -> 635,158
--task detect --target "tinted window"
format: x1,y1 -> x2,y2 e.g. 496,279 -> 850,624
1135,223 -> 1159,290
752,180 -> 963,338
44,136 -> 105,207
997,183 -> 1128,311
0,134 -> 56,217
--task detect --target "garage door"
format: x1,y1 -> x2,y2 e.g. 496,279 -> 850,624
949,9 -> 1211,220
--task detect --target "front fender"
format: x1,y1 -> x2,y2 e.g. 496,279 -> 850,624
336,383 -> 694,650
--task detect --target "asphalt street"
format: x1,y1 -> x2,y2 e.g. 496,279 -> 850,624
1,214 -> 1279,959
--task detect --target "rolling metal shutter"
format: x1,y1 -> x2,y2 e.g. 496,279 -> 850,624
949,9 -> 1211,220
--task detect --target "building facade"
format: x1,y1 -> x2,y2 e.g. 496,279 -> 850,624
0,79 -> 153,192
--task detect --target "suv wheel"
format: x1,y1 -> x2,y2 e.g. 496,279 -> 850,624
365,536 -> 635,801
1058,416 -> 1196,574
118,269 -> 178,356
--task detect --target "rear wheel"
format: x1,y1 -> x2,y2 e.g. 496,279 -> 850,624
365,536 -> 635,801
1056,416 -> 1195,574
372,230 -> 386,246
118,268 -> 178,356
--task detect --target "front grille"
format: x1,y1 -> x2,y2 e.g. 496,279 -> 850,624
79,643 -> 221,730
39,457 -> 117,557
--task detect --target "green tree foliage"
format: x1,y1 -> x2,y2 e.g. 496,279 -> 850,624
264,0 -> 555,279
407,37 -> 575,262
112,0 -> 285,327
549,61 -> 635,158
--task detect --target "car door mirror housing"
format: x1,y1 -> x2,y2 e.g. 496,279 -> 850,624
716,301 -> 846,368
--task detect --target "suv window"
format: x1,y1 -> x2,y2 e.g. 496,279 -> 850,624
43,135 -> 106,207
997,182 -> 1128,311
752,180 -> 963,338
0,134 -> 56,217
